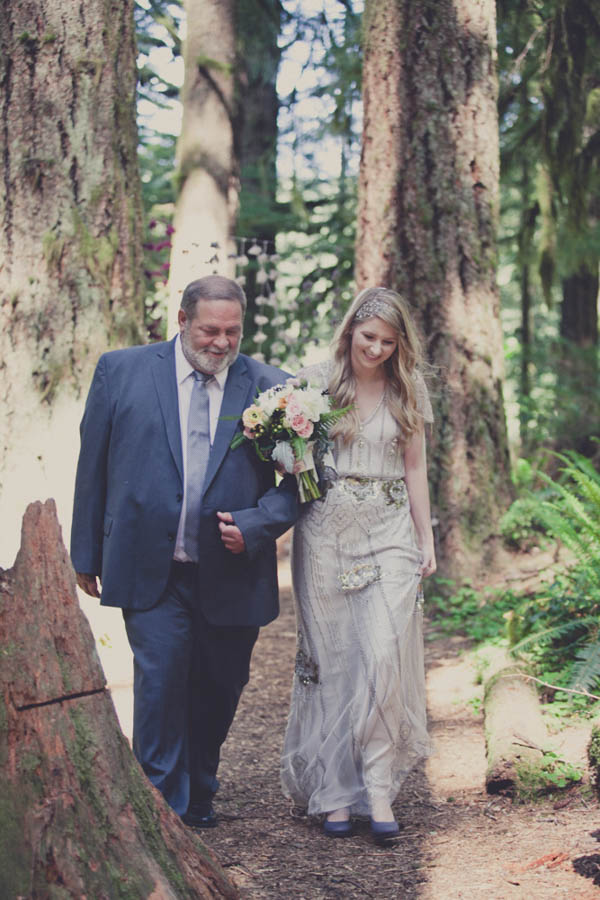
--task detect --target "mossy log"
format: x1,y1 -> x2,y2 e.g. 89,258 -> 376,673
483,651 -> 549,796
0,500 -> 237,899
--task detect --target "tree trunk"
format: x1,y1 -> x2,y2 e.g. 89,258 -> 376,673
0,0 -> 144,563
560,265 -> 599,348
519,262 -> 532,444
236,0 -> 280,238
235,0 -> 281,356
356,0 -> 511,578
555,263 -> 600,455
0,499 -> 237,899
167,0 -> 239,336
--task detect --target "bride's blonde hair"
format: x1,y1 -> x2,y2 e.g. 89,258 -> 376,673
328,286 -> 426,445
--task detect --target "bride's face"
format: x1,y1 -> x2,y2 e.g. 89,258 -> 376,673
350,317 -> 397,374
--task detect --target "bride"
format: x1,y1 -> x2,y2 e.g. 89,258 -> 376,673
281,286 -> 436,842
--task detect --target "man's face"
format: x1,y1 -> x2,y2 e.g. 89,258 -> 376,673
178,298 -> 243,374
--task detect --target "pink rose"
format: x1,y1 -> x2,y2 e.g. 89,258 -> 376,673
286,396 -> 301,418
291,414 -> 314,439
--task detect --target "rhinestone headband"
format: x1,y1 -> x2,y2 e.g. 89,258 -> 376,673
353,297 -> 392,321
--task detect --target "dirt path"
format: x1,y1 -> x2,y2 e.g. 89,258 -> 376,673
200,562 -> 600,899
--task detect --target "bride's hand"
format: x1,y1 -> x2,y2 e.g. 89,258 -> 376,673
421,555 -> 436,578
419,542 -> 437,578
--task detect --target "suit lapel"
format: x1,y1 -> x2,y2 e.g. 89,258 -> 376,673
151,337 -> 183,483
203,356 -> 253,495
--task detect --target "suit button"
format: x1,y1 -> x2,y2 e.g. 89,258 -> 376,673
176,493 -> 183,502
167,533 -> 174,541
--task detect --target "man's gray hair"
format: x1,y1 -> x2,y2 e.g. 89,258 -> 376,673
180,275 -> 247,318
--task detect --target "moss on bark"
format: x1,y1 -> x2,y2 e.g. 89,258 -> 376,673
357,0 -> 511,578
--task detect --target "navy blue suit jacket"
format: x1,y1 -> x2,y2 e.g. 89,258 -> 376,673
70,338 -> 298,626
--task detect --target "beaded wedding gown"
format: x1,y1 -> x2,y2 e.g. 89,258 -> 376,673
281,361 -> 433,816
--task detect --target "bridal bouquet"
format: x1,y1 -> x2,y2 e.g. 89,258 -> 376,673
231,378 -> 348,502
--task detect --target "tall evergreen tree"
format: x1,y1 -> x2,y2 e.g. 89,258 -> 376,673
235,0 -> 282,356
356,0 -> 512,577
498,0 -> 600,455
167,0 -> 238,335
0,0 -> 144,561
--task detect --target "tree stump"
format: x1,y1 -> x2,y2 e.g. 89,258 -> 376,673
0,500 -> 237,899
483,650 -> 549,796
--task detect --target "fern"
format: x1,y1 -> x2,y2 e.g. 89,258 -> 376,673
508,450 -> 600,695
569,637 -> 600,693
537,455 -> 600,589
511,616 -> 600,655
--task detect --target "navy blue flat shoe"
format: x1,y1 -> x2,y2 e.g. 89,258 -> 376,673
370,818 -> 400,843
182,801 -> 218,829
323,818 -> 353,838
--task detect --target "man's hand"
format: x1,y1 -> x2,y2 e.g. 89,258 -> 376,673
76,572 -> 101,598
217,511 -> 245,554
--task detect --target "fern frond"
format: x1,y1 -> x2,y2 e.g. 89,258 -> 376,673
544,486 -> 600,539
567,465 -> 600,509
540,506 -> 599,564
568,637 -> 600,692
511,615 -> 599,655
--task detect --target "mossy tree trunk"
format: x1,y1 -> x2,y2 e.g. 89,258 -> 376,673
0,500 -> 237,899
0,0 -> 144,563
167,0 -> 239,335
356,0 -> 512,578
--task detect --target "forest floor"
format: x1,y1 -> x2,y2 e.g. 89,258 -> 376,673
198,545 -> 600,900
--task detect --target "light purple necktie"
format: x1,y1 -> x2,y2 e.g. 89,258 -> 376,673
183,371 -> 212,561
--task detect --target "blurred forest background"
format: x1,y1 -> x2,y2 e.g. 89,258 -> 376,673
1,1 -> 599,700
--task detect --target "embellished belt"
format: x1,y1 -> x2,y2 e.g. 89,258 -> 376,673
332,475 -> 408,508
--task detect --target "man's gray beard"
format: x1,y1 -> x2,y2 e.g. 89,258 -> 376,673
181,328 -> 240,375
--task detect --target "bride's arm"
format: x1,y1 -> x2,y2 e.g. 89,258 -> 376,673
403,428 -> 437,578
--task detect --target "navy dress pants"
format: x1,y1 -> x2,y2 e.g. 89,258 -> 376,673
123,560 -> 259,815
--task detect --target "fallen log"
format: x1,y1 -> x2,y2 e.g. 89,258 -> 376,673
0,499 -> 237,899
483,649 -> 550,796
588,721 -> 600,798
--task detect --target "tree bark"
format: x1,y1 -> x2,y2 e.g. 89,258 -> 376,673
0,499 -> 237,899
167,0 -> 239,335
235,0 -> 281,355
0,0 -> 144,563
236,0 -> 280,238
356,0 -> 512,577
560,266 -> 599,349
555,263 -> 600,456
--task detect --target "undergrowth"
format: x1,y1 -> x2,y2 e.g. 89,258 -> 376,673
514,751 -> 583,801
427,448 -> 600,719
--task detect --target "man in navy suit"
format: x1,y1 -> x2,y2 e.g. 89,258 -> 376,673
71,275 -> 297,827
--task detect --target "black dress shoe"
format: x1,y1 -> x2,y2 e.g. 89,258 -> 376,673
182,801 -> 217,829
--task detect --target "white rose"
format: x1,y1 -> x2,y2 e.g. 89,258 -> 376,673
256,387 -> 280,416
299,386 -> 329,420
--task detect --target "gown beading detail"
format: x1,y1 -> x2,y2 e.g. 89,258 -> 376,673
281,360 -> 434,816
